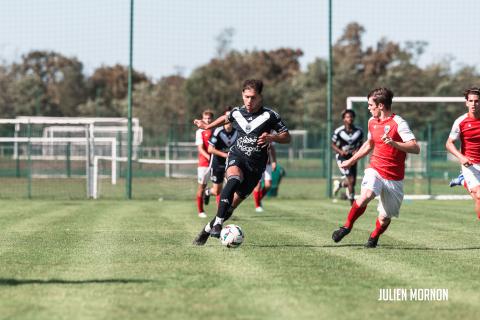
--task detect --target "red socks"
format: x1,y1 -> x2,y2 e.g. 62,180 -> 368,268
344,201 -> 367,229
196,196 -> 204,213
216,195 -> 221,205
370,218 -> 390,238
253,190 -> 261,208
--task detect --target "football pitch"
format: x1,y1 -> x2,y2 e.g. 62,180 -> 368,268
0,198 -> 479,319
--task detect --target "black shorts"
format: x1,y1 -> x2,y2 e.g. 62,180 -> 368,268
336,155 -> 357,178
210,165 -> 226,184
226,153 -> 265,199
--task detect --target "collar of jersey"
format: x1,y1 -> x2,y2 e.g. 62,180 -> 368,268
375,113 -> 396,124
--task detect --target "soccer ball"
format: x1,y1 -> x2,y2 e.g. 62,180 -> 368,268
220,224 -> 244,248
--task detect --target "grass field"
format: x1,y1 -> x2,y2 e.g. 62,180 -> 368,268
0,198 -> 479,319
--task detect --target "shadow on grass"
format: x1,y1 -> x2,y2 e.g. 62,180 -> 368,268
0,278 -> 153,286
248,243 -> 364,248
249,243 -> 480,251
378,245 -> 480,251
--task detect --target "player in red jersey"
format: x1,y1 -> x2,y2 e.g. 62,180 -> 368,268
445,87 -> 480,218
331,87 -> 420,248
195,110 -> 214,218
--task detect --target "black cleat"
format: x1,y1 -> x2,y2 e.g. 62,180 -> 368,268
203,191 -> 210,205
192,229 -> 210,246
210,224 -> 222,238
332,226 -> 351,243
364,236 -> 378,248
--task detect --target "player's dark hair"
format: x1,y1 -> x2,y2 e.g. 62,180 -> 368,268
341,109 -> 355,119
464,87 -> 480,99
202,109 -> 214,118
242,79 -> 263,94
367,87 -> 394,109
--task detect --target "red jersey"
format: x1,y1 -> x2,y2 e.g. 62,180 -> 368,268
195,128 -> 212,167
367,114 -> 416,180
449,114 -> 480,164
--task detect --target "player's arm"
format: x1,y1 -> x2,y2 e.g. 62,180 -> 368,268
207,145 -> 228,158
197,144 -> 210,160
258,131 -> 291,146
340,139 -> 373,169
446,137 -> 472,167
194,114 -> 228,130
331,142 -> 347,156
383,137 -> 420,154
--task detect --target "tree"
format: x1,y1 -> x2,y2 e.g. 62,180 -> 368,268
11,50 -> 86,116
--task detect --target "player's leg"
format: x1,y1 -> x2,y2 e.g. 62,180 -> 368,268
193,166 -> 243,245
346,165 -> 357,205
253,179 -> 263,210
332,168 -> 380,243
461,165 -> 480,218
333,157 -> 346,196
196,166 -> 209,218
209,165 -> 244,237
365,179 -> 403,248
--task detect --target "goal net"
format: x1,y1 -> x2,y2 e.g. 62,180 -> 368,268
0,116 -> 142,199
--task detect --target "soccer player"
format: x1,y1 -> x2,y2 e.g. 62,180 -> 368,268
445,87 -> 480,218
252,143 -> 277,212
192,79 -> 291,245
331,87 -> 420,248
203,117 -> 238,206
331,109 -> 364,204
195,109 -> 214,218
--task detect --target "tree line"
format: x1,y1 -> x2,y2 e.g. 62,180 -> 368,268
0,23 -> 477,145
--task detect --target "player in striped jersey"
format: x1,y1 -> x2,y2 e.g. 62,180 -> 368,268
446,87 -> 480,218
331,109 -> 363,204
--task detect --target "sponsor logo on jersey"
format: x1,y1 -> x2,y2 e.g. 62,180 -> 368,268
236,135 -> 261,156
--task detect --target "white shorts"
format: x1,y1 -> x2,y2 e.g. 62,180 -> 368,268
361,168 -> 404,218
197,166 -> 210,184
261,164 -> 273,182
462,164 -> 480,191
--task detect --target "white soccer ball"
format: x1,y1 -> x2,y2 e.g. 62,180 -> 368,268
220,224 -> 244,248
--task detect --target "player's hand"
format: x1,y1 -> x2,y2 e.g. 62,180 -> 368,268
340,159 -> 352,169
460,156 -> 472,167
381,134 -> 395,146
271,162 -> 277,172
257,132 -> 272,147
193,119 -> 207,129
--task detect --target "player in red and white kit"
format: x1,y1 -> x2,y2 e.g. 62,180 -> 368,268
446,87 -> 480,218
331,87 -> 420,248
195,110 -> 214,218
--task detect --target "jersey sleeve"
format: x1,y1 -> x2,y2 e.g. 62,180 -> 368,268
208,128 -> 220,146
270,110 -> 288,133
396,118 -> 416,142
331,128 -> 339,143
195,129 -> 203,145
449,116 -> 465,141
227,108 -> 238,123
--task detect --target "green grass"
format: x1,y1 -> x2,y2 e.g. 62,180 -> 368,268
0,199 -> 479,319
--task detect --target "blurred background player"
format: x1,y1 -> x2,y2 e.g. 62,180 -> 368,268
195,109 -> 214,218
203,112 -> 238,206
445,87 -> 480,218
253,143 -> 277,212
192,79 -> 290,245
331,109 -> 363,204
331,88 -> 420,248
